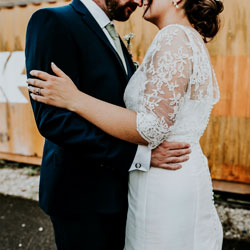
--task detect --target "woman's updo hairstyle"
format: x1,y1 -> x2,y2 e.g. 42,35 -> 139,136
183,0 -> 224,42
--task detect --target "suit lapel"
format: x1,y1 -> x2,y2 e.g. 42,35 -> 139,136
71,0 -> 128,77
120,39 -> 136,80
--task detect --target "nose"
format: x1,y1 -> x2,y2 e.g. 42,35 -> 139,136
133,0 -> 143,7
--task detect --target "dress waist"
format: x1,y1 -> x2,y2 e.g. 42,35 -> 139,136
156,136 -> 209,176
166,134 -> 201,145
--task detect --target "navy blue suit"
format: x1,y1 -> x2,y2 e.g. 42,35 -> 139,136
25,0 -> 138,249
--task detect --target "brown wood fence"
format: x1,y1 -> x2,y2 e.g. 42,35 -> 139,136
0,0 -> 249,188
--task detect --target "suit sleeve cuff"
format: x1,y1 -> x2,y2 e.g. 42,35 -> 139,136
129,145 -> 151,172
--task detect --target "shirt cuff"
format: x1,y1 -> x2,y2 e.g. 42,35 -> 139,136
129,145 -> 151,172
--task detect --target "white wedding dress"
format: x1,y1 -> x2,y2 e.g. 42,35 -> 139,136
123,24 -> 223,250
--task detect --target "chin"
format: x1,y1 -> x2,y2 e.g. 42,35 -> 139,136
143,16 -> 158,27
143,8 -> 153,22
143,13 -> 154,23
114,10 -> 131,21
115,15 -> 130,21
143,13 -> 150,21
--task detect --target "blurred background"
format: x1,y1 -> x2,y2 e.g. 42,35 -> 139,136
0,0 -> 249,249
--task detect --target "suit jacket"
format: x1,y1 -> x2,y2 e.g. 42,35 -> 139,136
25,0 -> 138,215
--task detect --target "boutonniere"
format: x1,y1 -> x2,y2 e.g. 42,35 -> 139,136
123,33 -> 139,69
123,33 -> 135,55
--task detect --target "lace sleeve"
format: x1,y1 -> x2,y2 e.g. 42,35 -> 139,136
137,26 -> 193,149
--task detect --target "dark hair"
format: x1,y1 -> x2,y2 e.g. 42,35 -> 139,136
143,0 -> 224,43
183,0 -> 224,43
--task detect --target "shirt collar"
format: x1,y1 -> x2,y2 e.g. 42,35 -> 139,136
80,0 -> 112,29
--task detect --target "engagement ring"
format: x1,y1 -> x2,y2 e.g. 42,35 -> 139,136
36,88 -> 41,96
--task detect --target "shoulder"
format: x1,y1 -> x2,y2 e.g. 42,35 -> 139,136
26,6 -> 75,41
28,5 -> 73,26
156,24 -> 190,47
26,5 -> 77,39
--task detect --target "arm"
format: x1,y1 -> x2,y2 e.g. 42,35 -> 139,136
25,9 -> 113,150
28,26 -> 192,148
69,26 -> 192,148
135,27 -> 192,149
29,65 -> 146,145
71,86 -> 147,145
29,65 -> 191,170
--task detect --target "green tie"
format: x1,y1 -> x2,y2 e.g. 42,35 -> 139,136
105,23 -> 127,73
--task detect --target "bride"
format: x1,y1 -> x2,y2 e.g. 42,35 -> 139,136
28,0 -> 224,249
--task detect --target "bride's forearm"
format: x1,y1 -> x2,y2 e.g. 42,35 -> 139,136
70,91 -> 148,145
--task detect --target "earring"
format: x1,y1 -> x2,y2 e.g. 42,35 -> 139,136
173,0 -> 179,8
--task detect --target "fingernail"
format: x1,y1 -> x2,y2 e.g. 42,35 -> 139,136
51,62 -> 55,67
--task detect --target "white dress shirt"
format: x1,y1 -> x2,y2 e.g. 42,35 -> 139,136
81,0 -> 127,72
80,0 -> 151,172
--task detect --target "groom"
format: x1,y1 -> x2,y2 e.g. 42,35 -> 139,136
25,0 -> 190,249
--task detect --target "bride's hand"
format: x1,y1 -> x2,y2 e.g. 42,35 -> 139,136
27,63 -> 79,111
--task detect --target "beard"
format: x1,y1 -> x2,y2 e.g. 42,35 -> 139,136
105,0 -> 138,21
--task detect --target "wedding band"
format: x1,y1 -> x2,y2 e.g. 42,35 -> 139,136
36,88 -> 41,96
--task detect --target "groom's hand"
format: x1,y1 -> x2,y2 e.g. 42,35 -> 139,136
151,141 -> 191,170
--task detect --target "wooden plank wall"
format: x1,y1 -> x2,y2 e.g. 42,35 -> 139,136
202,0 -> 250,183
0,0 -> 249,184
0,1 -> 69,163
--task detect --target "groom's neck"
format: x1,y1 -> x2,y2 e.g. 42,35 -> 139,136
92,0 -> 111,18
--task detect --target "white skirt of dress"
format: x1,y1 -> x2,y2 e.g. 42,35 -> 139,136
124,144 -> 223,250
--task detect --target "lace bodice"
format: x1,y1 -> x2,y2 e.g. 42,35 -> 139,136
124,24 -> 220,149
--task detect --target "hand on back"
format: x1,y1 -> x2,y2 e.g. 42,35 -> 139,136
151,141 -> 191,170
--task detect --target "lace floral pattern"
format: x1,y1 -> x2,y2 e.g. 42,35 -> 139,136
124,24 -> 220,149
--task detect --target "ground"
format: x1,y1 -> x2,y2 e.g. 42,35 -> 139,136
0,161 -> 249,249
0,194 -> 55,250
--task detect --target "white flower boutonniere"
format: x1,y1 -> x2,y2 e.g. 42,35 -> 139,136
123,33 -> 135,55
123,33 -> 139,69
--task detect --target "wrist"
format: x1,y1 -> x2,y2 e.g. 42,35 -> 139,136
68,90 -> 81,112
